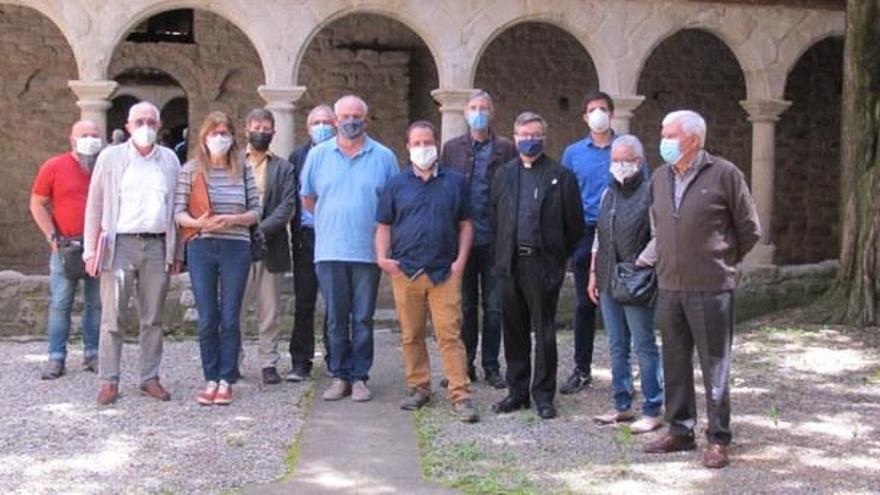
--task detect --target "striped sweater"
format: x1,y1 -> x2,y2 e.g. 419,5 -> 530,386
175,160 -> 262,242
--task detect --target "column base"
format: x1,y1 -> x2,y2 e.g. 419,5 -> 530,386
743,243 -> 776,266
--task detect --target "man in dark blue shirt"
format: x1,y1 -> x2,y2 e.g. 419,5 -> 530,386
376,121 -> 479,423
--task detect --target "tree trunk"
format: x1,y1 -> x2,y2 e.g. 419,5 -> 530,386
833,0 -> 880,326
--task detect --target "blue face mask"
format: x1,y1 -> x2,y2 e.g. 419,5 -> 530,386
660,138 -> 683,164
466,111 -> 490,131
310,123 -> 335,144
516,138 -> 544,157
338,119 -> 366,140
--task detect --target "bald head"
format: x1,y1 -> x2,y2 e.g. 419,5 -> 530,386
71,120 -> 100,140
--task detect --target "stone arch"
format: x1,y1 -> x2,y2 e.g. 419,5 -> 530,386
631,29 -> 750,179
107,8 -> 264,146
473,21 -> 600,159
467,13 -> 613,93
295,12 -> 441,159
774,36 -> 844,264
0,3 -> 79,273
102,1 -> 271,84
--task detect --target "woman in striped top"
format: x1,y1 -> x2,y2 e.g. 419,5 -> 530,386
175,111 -> 261,406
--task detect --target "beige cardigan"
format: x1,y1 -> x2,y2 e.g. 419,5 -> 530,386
82,141 -> 181,270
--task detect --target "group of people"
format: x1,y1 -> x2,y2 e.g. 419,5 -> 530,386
30,89 -> 760,469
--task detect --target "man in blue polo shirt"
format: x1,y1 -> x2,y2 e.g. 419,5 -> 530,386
376,120 -> 478,423
559,91 -> 616,395
300,94 -> 399,403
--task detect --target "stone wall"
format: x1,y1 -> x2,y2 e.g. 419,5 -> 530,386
107,9 -> 265,159
474,22 -> 599,160
631,29 -> 751,179
296,14 -> 440,161
775,37 -> 844,264
0,261 -> 838,340
0,5 -> 79,274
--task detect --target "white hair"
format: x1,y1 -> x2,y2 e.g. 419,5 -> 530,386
611,134 -> 646,162
662,110 -> 706,148
127,101 -> 161,123
333,95 -> 369,117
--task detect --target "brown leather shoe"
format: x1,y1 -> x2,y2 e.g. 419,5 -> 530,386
139,379 -> 171,401
97,383 -> 119,405
702,443 -> 729,469
643,433 -> 696,454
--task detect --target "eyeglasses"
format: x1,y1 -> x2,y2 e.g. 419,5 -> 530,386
208,130 -> 231,137
515,134 -> 544,140
132,118 -> 158,127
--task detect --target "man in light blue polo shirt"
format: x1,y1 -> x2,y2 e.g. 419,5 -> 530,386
559,91 -> 616,395
300,94 -> 399,403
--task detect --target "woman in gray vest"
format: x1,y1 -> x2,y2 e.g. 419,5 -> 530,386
587,134 -> 663,434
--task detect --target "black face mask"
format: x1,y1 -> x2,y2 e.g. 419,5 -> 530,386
248,131 -> 273,151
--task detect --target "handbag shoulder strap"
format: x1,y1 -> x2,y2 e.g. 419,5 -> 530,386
608,189 -> 621,263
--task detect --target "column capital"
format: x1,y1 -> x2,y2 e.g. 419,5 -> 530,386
430,88 -> 475,112
739,99 -> 792,123
68,80 -> 118,101
609,95 -> 646,116
258,85 -> 307,110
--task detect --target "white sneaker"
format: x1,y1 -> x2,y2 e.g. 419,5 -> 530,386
351,380 -> 372,402
630,415 -> 663,434
322,379 -> 351,401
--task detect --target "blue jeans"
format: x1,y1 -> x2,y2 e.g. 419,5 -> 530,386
461,243 -> 501,372
187,238 -> 251,383
47,250 -> 101,361
571,227 -> 597,374
316,261 -> 381,382
599,290 -> 663,417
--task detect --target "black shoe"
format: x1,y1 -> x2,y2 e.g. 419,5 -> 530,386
286,365 -> 310,382
262,367 -> 282,385
400,388 -> 431,410
468,365 -> 478,383
439,378 -> 449,388
491,395 -> 530,414
559,370 -> 592,395
536,403 -> 557,419
484,369 -> 507,389
41,359 -> 65,380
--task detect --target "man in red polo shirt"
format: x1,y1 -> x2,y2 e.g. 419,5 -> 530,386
30,120 -> 103,380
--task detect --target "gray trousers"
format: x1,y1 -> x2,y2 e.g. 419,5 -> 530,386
241,261 -> 284,369
656,289 -> 734,445
98,235 -> 169,385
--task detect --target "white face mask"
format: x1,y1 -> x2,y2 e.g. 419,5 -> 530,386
409,145 -> 438,171
587,108 -> 611,133
75,136 -> 102,156
610,160 -> 641,184
206,134 -> 233,157
131,125 -> 157,147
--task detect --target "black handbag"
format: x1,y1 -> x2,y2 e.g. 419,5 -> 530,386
57,235 -> 87,279
608,193 -> 657,306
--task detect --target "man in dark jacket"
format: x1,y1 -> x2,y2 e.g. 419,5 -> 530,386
440,90 -> 515,388
286,104 -> 335,381
641,110 -> 760,469
490,112 -> 585,420
239,108 -> 297,385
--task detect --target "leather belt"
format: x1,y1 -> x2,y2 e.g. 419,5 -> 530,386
119,232 -> 165,239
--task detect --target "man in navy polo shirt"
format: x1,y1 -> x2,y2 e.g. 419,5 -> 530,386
559,91 -> 616,395
376,121 -> 479,423
300,94 -> 399,403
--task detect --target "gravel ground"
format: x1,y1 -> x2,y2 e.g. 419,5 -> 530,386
416,316 -> 880,494
0,339 -> 312,495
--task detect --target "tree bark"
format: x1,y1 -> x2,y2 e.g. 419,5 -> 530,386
834,0 -> 880,326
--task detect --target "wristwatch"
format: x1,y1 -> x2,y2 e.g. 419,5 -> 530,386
47,232 -> 58,244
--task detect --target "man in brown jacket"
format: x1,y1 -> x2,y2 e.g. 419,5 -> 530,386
640,110 -> 760,469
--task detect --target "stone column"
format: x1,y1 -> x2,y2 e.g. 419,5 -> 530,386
739,98 -> 792,265
431,89 -> 473,145
67,80 -> 118,140
258,85 -> 307,158
609,95 -> 645,135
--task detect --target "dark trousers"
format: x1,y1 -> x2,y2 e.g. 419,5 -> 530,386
461,243 -> 502,373
501,254 -> 563,405
571,226 -> 597,375
656,289 -> 734,445
289,227 -> 329,372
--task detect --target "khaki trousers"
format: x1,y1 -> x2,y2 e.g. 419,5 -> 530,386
391,273 -> 470,403
241,261 -> 284,369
